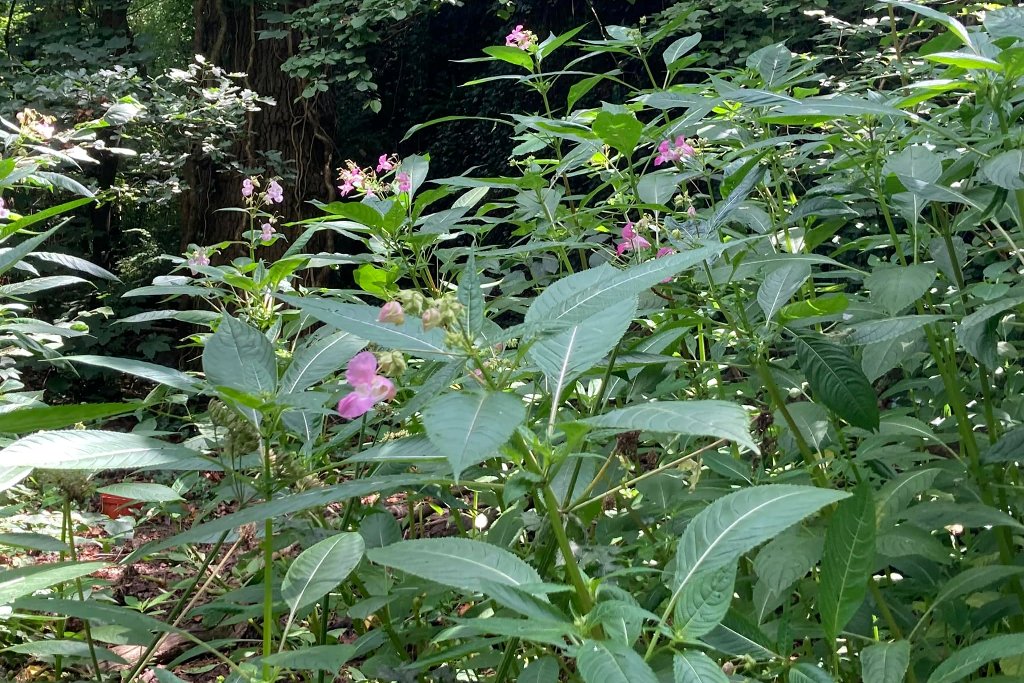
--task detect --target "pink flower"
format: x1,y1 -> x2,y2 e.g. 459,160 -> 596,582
377,301 -> 405,325
242,178 -> 255,197
260,222 -> 276,241
421,307 -> 442,331
0,197 -> 8,219
339,163 -> 366,197
267,180 -> 284,204
337,351 -> 396,419
656,247 -> 676,258
396,172 -> 412,193
687,205 -> 697,217
615,222 -> 651,256
377,154 -> 396,173
187,247 -> 210,275
654,136 -> 695,166
505,24 -> 536,50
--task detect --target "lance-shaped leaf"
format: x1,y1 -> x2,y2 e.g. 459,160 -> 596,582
758,262 -> 810,321
577,639 -> 659,683
861,641 -> 910,683
819,485 -> 876,640
0,430 -> 218,471
674,563 -> 737,638
794,334 -> 879,430
581,400 -> 758,454
282,532 -> 364,619
674,651 -> 728,683
203,314 -> 276,396
423,390 -> 525,480
928,634 -> 1024,683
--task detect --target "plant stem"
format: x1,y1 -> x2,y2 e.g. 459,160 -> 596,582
540,484 -> 593,614
261,439 -> 275,681
63,498 -> 103,683
757,361 -> 829,488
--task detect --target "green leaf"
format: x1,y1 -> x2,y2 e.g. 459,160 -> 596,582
203,314 -> 276,396
983,426 -> 1024,464
794,334 -> 879,430
577,639 -> 659,683
3,639 -> 127,664
521,656 -> 560,683
97,483 -> 183,502
440,616 -> 576,647
982,150 -> 1024,190
127,474 -> 429,561
674,563 -> 736,639
637,171 -> 682,206
588,600 -> 650,646
819,485 -> 876,640
481,580 -> 566,623
280,331 -> 366,394
367,537 -> 541,594
0,533 -> 67,552
924,51 -> 1002,71
457,253 -> 485,336
881,1 -> 973,48
912,566 -> 1024,639
529,297 -> 637,406
0,561 -> 109,605
884,146 -> 942,183
673,651 -> 728,683
928,634 -> 1024,683
779,295 -> 849,323
422,391 -> 526,480
580,400 -> 758,453
61,355 -> 199,393
790,663 -> 837,683
864,264 -> 937,315
861,641 -> 911,683
753,526 -> 823,619
482,45 -> 534,71
845,316 -> 944,345
663,33 -> 702,68
260,645 -> 356,672
278,294 -> 451,357
592,111 -> 643,156
0,430 -> 216,471
875,469 -> 942,524
671,485 -> 847,619
747,43 -> 793,87
0,402 -> 141,433
282,532 -> 365,616
0,225 -> 59,277
758,262 -> 810,321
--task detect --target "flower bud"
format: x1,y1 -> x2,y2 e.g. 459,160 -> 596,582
422,307 -> 443,331
377,300 -> 405,325
437,296 -> 464,327
396,290 -> 426,316
377,350 -> 407,376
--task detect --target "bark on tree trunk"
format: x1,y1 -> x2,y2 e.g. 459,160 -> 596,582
183,0 -> 337,261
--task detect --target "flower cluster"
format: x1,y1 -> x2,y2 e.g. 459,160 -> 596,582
506,24 -> 537,50
241,177 -> 284,206
187,247 -> 211,274
337,351 -> 396,419
16,109 -> 55,141
377,290 -> 465,336
654,135 -> 695,166
614,218 -> 677,280
338,154 -> 411,199
0,197 -> 9,220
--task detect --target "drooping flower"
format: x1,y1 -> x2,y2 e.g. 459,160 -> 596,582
377,154 -> 396,173
615,221 -> 651,256
337,351 -> 396,419
656,247 -> 676,258
187,247 -> 210,274
242,178 -> 255,198
338,163 -> 366,197
505,24 -> 536,50
421,307 -> 442,332
396,172 -> 412,194
266,180 -> 284,204
687,205 -> 697,218
377,300 -> 406,325
260,222 -> 276,241
0,197 -> 8,220
654,135 -> 695,166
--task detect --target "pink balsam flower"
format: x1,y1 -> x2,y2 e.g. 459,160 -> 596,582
505,24 -> 536,50
266,180 -> 284,204
242,178 -> 255,197
337,351 -> 396,419
654,136 -> 695,166
377,154 -> 396,173
615,222 -> 651,255
0,197 -> 8,219
656,247 -> 677,282
260,222 -> 276,241
687,205 -> 697,217
187,247 -> 210,274
396,172 -> 412,194
377,301 -> 406,325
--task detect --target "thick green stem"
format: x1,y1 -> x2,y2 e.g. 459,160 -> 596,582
63,498 -> 103,683
757,362 -> 829,488
540,484 -> 593,614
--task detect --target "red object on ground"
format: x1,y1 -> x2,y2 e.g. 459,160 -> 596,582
100,493 -> 142,519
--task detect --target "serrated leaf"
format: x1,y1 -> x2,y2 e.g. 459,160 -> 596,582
367,537 -> 541,594
0,430 -> 216,471
0,561 -> 109,605
790,663 -> 836,683
876,469 -> 941,524
819,485 -> 876,640
577,639 -> 659,683
845,315 -> 943,345
520,656 -> 560,683
663,33 -> 701,68
529,297 -> 636,405
912,565 -> 1024,639
203,314 -> 276,397
281,331 -> 366,394
670,485 -> 847,619
674,563 -> 736,638
282,532 -> 364,616
98,483 -> 183,502
864,264 -> 937,315
422,390 -> 525,480
928,634 -> 1024,683
758,262 -> 810,321
983,426 -> 1024,464
862,641 -> 911,683
673,650 -> 728,683
0,402 -> 141,433
580,400 -> 758,453
794,334 -> 879,430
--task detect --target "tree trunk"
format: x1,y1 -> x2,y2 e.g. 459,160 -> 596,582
184,0 -> 336,261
